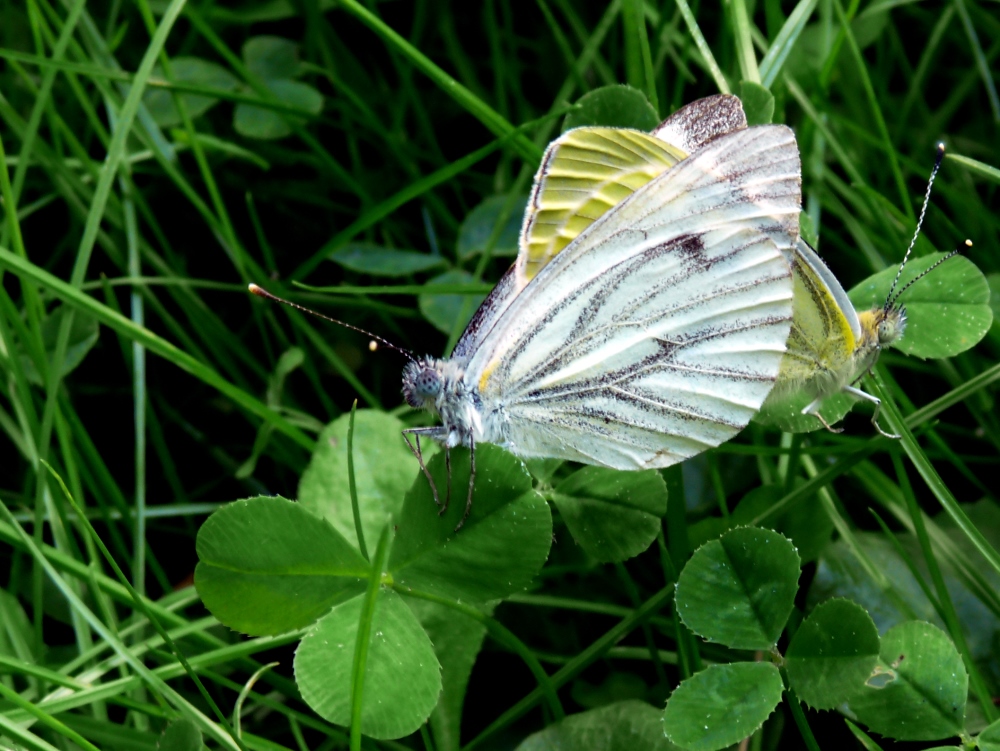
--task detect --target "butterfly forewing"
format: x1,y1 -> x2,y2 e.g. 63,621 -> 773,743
468,125 -> 801,469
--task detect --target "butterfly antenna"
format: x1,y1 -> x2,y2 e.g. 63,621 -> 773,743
886,239 -> 970,310
884,142 -> 946,314
248,284 -> 416,362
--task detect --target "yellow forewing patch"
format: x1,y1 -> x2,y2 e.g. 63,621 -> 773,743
518,129 -> 687,282
478,359 -> 500,394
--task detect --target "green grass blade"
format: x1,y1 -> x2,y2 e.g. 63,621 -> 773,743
948,152 -> 1000,183
954,0 -> 1000,122
350,525 -> 392,751
729,0 -> 762,84
43,462 -> 252,741
759,0 -> 819,87
402,586 -> 565,720
0,680 -> 103,751
68,0 -> 186,290
890,452 -> 997,722
8,0 -> 87,207
0,499 -> 243,749
831,0 -> 911,221
335,0 -> 541,164
870,369 -> 1000,579
673,0 -> 730,93
346,401 -> 368,561
0,247 -> 314,450
290,120 -> 547,282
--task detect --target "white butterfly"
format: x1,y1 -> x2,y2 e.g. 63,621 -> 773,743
401,95 -> 802,523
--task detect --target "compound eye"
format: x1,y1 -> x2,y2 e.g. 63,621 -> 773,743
415,369 -> 442,398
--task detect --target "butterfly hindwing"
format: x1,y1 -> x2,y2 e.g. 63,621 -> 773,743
517,94 -> 749,285
517,129 -> 687,284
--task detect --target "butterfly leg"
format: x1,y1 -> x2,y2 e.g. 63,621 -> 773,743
455,434 -> 476,532
842,386 -> 900,439
402,428 -> 441,508
801,398 -> 844,434
442,447 -> 452,515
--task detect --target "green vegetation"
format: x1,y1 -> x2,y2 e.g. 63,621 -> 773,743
1,1 -> 998,749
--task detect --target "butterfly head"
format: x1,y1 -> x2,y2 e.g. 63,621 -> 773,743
402,359 -> 445,410
877,306 -> 907,346
858,305 -> 908,354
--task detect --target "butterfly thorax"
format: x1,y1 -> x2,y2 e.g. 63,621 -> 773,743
401,357 -> 497,448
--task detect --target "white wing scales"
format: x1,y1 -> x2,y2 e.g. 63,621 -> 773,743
466,125 -> 801,469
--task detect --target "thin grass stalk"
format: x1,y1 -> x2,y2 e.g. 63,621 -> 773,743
299,117 -> 551,281
803,455 -> 922,621
855,460 -> 1000,619
784,688 -> 822,751
615,562 -> 669,686
551,0 -> 617,85
350,525 -> 392,751
536,0 -> 589,96
727,0 -> 761,84
347,400 -> 369,561
135,0 -> 254,283
954,0 -> 1000,122
672,0 -> 730,93
184,6 -> 368,198
621,0 -> 645,98
656,529 -> 701,679
336,0 -> 540,165
896,6 -> 954,135
0,680 -> 103,751
10,0 -> 87,212
0,53 -> 267,386
758,0 -> 819,87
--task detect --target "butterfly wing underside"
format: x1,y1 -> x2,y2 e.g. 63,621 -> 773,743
756,239 -> 862,431
469,125 -> 802,469
777,238 -> 861,384
764,239 -> 861,393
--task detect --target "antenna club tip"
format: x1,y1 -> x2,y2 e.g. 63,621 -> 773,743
965,239 -> 973,248
936,142 -> 946,153
248,283 -> 265,296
